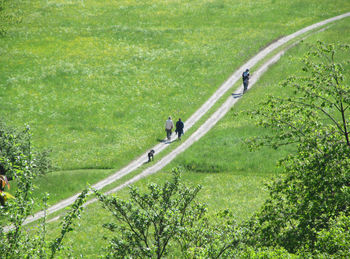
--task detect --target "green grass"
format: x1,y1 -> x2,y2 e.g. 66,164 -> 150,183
1,0 -> 349,172
3,169 -> 112,213
1,0 -> 349,205
1,0 -> 348,223
37,17 -> 350,257
164,16 -> 350,215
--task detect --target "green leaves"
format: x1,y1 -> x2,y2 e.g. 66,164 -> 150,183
0,122 -> 87,258
316,213 -> 350,255
94,168 -> 206,258
94,168 -> 244,258
253,41 -> 350,149
50,189 -> 88,259
246,41 -> 350,255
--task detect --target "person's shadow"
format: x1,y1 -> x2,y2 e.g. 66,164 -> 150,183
232,93 -> 243,99
157,138 -> 173,144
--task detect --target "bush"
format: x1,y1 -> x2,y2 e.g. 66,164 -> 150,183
0,121 -> 87,258
246,42 -> 350,253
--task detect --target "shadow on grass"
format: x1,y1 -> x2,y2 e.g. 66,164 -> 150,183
232,93 -> 243,99
157,138 -> 174,144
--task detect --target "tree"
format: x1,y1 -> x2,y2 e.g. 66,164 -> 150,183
313,213 -> 350,257
246,41 -> 350,253
248,41 -> 349,149
95,168 -> 243,258
94,168 -> 206,258
0,122 -> 87,258
180,209 -> 241,258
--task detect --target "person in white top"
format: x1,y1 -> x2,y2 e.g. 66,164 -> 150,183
165,116 -> 174,141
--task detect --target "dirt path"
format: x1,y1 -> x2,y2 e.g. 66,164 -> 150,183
17,12 -> 350,227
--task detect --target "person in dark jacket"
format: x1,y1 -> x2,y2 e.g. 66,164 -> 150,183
242,68 -> 250,93
147,149 -> 155,162
175,118 -> 184,140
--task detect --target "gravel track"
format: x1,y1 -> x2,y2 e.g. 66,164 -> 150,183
13,12 -> 350,228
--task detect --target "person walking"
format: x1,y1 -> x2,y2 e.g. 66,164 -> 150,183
165,116 -> 174,141
175,118 -> 184,140
242,68 -> 250,93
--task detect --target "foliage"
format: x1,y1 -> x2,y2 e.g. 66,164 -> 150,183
94,168 -> 206,258
0,121 -> 50,179
0,122 -> 87,258
248,41 -> 350,149
0,190 -> 88,258
313,213 -> 350,257
49,189 -> 88,259
95,168 -> 243,258
181,209 -> 241,258
248,139 -> 349,252
234,245 -> 297,258
0,121 -> 51,221
246,42 -> 350,253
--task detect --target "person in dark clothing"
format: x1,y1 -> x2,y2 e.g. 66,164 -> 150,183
175,118 -> 184,140
242,69 -> 250,93
148,149 -> 155,162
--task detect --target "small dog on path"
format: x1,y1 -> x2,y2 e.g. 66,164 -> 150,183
148,150 -> 155,162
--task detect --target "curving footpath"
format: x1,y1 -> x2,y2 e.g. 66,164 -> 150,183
15,12 -> 350,228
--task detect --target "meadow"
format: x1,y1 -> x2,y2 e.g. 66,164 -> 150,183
1,0 -> 350,204
40,17 -> 350,257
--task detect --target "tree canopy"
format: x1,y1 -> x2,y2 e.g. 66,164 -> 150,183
246,41 -> 350,254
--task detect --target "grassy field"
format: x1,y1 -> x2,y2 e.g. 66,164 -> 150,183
1,0 -> 348,205
39,17 -> 350,257
1,0 -> 349,172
